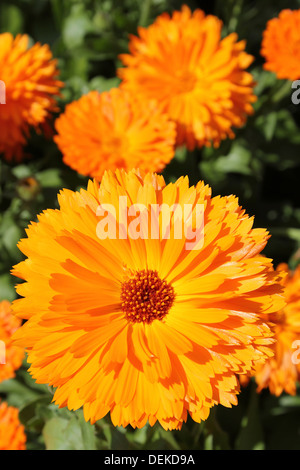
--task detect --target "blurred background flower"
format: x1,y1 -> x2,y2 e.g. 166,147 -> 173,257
54,88 -> 176,179
0,32 -> 63,162
261,9 -> 300,80
0,300 -> 24,383
118,5 -> 256,150
0,401 -> 26,450
250,263 -> 300,396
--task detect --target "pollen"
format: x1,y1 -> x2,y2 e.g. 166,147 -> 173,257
121,269 -> 175,324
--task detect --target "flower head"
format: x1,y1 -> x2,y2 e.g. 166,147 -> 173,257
261,9 -> 300,80
0,33 -> 63,162
0,402 -> 26,450
12,169 -> 284,430
252,263 -> 300,396
0,300 -> 24,383
118,5 -> 256,150
54,88 -> 176,180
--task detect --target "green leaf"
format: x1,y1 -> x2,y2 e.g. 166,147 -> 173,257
62,5 -> 93,49
0,273 -> 16,302
174,146 -> 188,163
0,379 -> 46,409
155,428 -> 181,450
78,410 -> 97,450
1,223 -> 24,260
110,426 -> 133,450
209,141 -> 254,176
89,76 -> 121,93
263,112 -> 278,142
278,394 -> 300,409
35,169 -> 64,189
19,396 -> 53,429
42,411 -> 97,450
43,416 -> 84,450
11,165 -> 33,180
0,5 -> 24,35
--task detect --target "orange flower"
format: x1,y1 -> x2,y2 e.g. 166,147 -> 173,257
54,88 -> 176,180
0,300 -> 24,383
0,33 -> 63,162
261,9 -> 300,80
0,402 -> 26,450
252,263 -> 300,396
118,5 -> 256,150
11,169 -> 284,430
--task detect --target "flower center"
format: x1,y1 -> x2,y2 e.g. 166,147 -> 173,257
121,269 -> 175,324
174,70 -> 197,93
101,135 -> 124,156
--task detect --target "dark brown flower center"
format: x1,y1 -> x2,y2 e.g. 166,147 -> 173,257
121,269 -> 175,324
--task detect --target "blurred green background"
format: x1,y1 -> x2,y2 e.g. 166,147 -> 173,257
1,0 -> 300,450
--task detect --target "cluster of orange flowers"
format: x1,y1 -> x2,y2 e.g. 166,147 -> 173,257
54,5 -> 258,176
0,302 -> 26,450
0,300 -> 24,383
261,9 -> 300,80
0,33 -> 62,162
240,263 -> 300,396
1,7 -> 299,171
1,5 -> 300,438
0,401 -> 26,450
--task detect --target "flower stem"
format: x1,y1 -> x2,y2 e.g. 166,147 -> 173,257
139,0 -> 152,27
272,79 -> 293,103
78,409 -> 97,450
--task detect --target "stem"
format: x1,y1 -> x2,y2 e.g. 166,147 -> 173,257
254,79 -> 293,117
139,0 -> 152,27
272,79 -> 293,103
228,0 -> 244,33
78,409 -> 97,450
269,227 -> 300,241
190,147 -> 202,186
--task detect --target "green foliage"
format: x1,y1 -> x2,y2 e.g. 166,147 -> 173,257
1,0 -> 300,451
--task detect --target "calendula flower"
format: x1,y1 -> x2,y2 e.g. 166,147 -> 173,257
251,263 -> 300,396
0,33 -> 63,162
261,9 -> 300,80
0,300 -> 24,383
54,88 -> 176,180
12,169 -> 284,430
118,5 -> 256,150
0,402 -> 26,450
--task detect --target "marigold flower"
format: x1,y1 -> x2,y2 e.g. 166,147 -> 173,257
0,300 -> 24,383
0,33 -> 63,162
0,402 -> 26,450
251,263 -> 300,396
11,169 -> 284,430
54,88 -> 176,180
118,5 -> 256,150
261,9 -> 300,80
